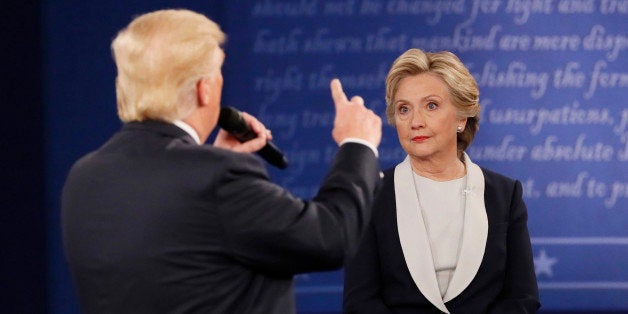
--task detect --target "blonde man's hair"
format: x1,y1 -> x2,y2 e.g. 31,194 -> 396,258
112,9 -> 226,122
385,48 -> 481,157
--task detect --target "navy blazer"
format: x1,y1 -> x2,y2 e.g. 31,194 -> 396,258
62,120 -> 381,314
344,156 -> 540,314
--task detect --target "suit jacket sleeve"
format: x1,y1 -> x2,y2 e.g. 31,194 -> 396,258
488,180 -> 540,313
215,143 -> 380,276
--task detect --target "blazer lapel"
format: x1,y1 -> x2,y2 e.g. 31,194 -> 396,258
395,157 -> 450,314
443,153 -> 488,302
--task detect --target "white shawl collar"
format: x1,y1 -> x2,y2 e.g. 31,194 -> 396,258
394,153 -> 488,313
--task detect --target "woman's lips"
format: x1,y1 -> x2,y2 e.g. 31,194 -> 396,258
412,136 -> 429,142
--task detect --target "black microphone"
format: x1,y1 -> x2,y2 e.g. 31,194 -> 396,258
218,106 -> 289,169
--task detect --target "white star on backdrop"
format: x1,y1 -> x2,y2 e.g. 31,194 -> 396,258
534,249 -> 558,277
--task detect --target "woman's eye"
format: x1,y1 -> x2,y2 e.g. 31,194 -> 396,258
398,106 -> 409,114
427,102 -> 438,110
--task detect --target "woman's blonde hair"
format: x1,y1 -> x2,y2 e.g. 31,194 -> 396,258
385,48 -> 481,156
111,9 -> 226,122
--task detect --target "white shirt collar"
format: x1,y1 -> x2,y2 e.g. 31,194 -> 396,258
172,120 -> 201,145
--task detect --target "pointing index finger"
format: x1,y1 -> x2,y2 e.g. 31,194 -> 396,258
330,78 -> 348,105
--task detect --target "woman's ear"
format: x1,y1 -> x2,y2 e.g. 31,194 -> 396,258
458,117 -> 468,132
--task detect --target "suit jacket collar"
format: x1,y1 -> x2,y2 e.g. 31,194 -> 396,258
122,120 -> 197,145
394,153 -> 488,313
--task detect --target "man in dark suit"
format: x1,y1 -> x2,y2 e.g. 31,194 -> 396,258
61,9 -> 382,314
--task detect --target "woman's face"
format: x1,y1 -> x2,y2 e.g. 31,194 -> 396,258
393,73 -> 466,162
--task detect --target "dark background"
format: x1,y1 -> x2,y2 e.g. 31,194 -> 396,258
3,1 -> 626,313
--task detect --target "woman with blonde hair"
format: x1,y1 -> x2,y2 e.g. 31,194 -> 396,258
343,48 -> 539,313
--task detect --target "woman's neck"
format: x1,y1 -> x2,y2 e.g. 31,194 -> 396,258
410,154 -> 466,182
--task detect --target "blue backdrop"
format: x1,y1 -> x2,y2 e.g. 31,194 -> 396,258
43,0 -> 627,313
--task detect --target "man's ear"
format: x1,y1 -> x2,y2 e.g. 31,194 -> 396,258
197,78 -> 210,107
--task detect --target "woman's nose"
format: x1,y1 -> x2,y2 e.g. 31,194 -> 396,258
411,111 -> 425,128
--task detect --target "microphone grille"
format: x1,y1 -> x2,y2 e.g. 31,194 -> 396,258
218,106 -> 244,132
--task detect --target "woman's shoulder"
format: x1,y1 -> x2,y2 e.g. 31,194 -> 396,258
478,166 -> 518,187
382,167 -> 396,182
371,167 -> 397,215
475,165 -> 525,206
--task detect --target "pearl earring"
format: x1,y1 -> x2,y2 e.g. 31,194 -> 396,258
457,126 -> 463,133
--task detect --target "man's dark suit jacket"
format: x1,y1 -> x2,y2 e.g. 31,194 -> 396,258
62,120 -> 380,314
344,156 -> 540,314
